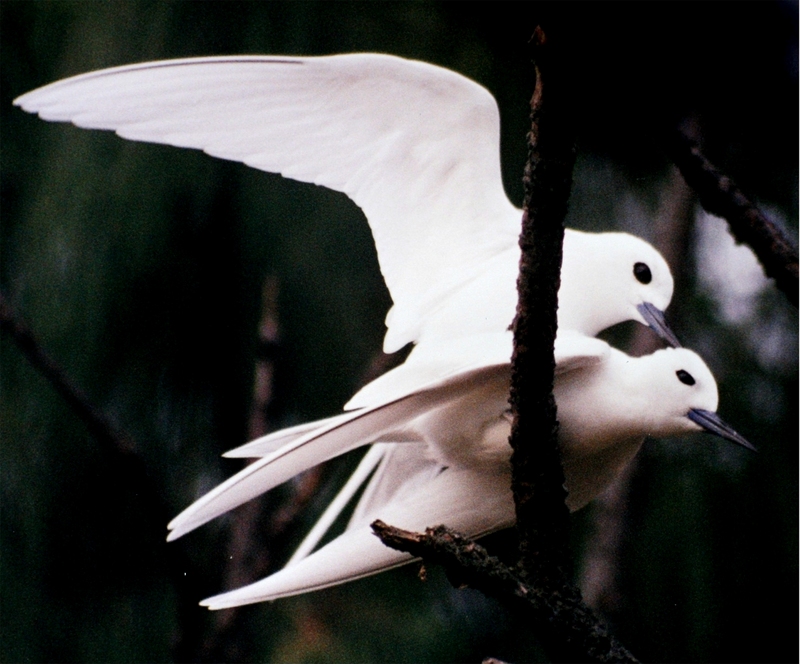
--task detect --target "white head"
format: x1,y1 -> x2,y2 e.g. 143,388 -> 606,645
634,347 -> 755,449
559,230 -> 679,345
556,344 -> 753,511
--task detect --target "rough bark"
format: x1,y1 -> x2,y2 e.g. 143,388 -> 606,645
373,522 -> 639,663
508,24 -> 575,587
375,26 -> 639,663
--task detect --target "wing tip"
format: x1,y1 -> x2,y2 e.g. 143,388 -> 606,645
12,94 -> 39,112
200,587 -> 279,610
200,596 -> 231,611
166,513 -> 202,541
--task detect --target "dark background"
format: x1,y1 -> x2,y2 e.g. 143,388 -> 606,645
1,2 -> 797,662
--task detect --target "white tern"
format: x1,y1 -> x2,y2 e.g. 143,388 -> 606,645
190,337 -> 754,609
13,53 -> 681,350
13,53 -> 753,609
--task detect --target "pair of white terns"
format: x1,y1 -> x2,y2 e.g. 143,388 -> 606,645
15,53 -> 755,609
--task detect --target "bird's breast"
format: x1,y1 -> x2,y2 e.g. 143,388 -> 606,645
559,435 -> 644,511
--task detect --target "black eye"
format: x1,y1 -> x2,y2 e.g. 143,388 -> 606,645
676,369 -> 695,386
634,262 -> 652,284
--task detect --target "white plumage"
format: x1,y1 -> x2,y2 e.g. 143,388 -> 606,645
199,342 -> 731,609
14,54 -> 676,351
15,53 -> 752,610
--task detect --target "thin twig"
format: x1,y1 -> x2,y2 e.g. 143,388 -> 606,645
372,521 -> 639,664
668,129 -> 798,307
187,276 -> 325,662
0,290 -> 135,455
0,290 -> 210,662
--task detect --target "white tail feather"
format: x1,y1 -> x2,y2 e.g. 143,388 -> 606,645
347,442 -> 441,529
201,465 -> 514,608
285,444 -> 386,566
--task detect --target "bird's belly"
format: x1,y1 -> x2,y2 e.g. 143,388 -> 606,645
559,436 -> 644,511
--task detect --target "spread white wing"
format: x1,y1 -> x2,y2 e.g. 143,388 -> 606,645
15,53 -> 521,352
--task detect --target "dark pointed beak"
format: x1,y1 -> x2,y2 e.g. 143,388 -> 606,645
687,409 -> 757,452
637,302 -> 682,348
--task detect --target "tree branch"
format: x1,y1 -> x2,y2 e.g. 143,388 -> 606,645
668,129 -> 798,307
0,290 -> 212,662
508,24 -> 575,586
374,25 -> 638,663
0,289 -> 135,455
372,521 -> 638,664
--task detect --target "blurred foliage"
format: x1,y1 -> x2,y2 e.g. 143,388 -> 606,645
1,2 -> 797,663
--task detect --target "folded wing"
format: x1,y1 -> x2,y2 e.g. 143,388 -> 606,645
242,335 -> 611,565
167,363 -> 510,541
222,412 -> 357,458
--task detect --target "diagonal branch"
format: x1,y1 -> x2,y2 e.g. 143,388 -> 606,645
373,521 -> 638,664
0,290 -> 135,455
0,289 -> 212,659
668,130 -> 798,307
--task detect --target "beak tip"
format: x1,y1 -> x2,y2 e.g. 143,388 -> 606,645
687,408 -> 757,452
637,302 -> 681,348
